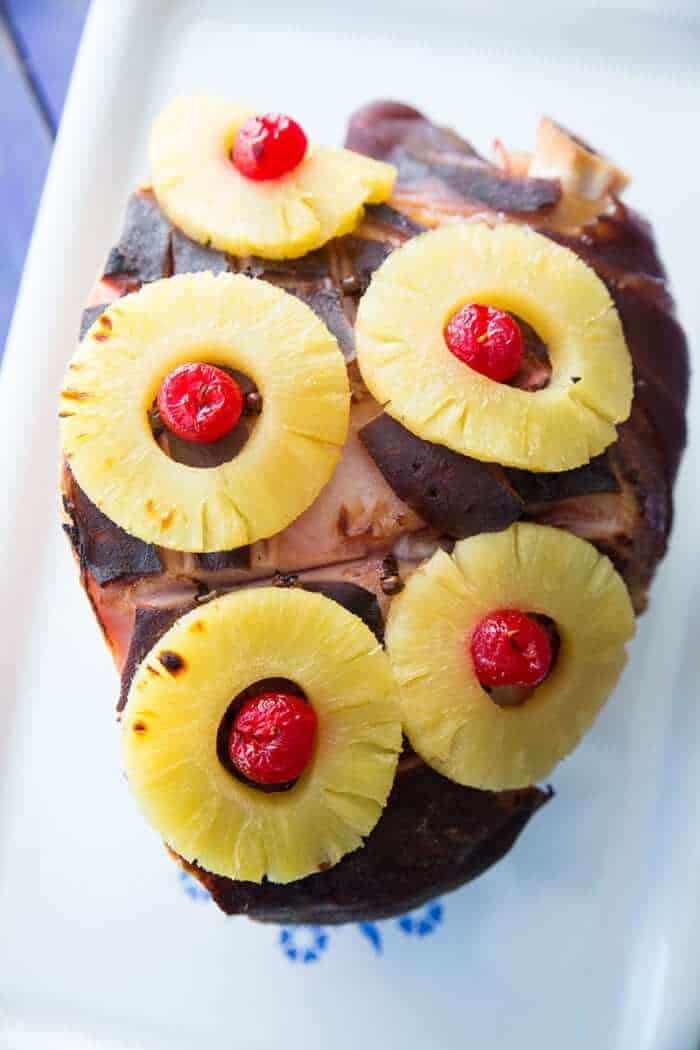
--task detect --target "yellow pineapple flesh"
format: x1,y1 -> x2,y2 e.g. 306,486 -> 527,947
149,95 -> 396,260
122,587 -> 402,884
385,523 -> 635,789
60,272 -> 350,552
355,222 -> 633,472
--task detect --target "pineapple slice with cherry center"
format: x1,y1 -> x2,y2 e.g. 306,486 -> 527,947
385,523 -> 636,790
150,95 -> 396,260
122,587 -> 402,884
355,222 -> 633,472
60,272 -> 350,553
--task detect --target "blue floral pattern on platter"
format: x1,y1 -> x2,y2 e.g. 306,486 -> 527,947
397,901 -> 444,938
178,868 -> 211,902
277,900 -> 444,962
177,870 -> 445,961
280,926 -> 330,963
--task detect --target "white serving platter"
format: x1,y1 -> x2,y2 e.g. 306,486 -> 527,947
0,2 -> 698,1048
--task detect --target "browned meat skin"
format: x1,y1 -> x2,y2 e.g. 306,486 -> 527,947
183,761 -> 551,924
345,101 -> 561,215
360,413 -> 523,538
118,603 -> 194,711
62,465 -> 162,585
103,189 -> 172,283
65,102 -> 688,923
598,407 -> 670,608
171,227 -> 228,274
300,580 -> 385,641
547,208 -> 688,480
293,286 -> 355,360
79,303 -> 110,340
507,454 -> 619,504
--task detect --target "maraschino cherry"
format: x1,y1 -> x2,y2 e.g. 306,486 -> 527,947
445,303 -> 523,382
157,363 -> 243,444
232,113 -> 308,181
228,691 -> 317,786
470,609 -> 552,689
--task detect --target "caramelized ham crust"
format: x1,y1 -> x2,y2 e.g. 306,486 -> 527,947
184,763 -> 551,924
63,102 -> 688,923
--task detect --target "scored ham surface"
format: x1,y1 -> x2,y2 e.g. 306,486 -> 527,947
62,102 -> 688,922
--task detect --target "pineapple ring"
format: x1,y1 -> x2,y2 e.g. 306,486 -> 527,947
150,95 -> 397,260
355,223 -> 633,472
385,523 -> 635,789
60,273 -> 350,552
122,587 -> 402,884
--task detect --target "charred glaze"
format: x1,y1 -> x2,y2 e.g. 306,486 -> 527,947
290,286 -> 355,361
171,228 -> 229,274
610,284 -> 688,480
158,650 -> 186,674
194,548 -> 251,572
360,413 -> 523,538
343,237 -> 393,294
363,202 -> 426,237
302,581 -> 384,643
104,189 -> 172,283
118,603 -> 195,711
507,454 -> 619,504
545,208 -> 688,480
64,470 -> 162,587
241,247 -> 331,282
184,762 -> 551,923
79,304 -> 110,340
345,101 -> 561,213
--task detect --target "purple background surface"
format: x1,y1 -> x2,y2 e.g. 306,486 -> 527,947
0,0 -> 88,359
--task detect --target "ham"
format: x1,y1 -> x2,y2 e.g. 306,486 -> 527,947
62,102 -> 688,922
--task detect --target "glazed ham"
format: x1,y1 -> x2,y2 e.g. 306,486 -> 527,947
62,103 -> 688,922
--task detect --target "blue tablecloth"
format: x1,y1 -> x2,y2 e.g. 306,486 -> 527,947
0,0 -> 88,360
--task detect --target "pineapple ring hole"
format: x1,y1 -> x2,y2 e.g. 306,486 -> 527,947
216,677 -> 310,794
483,614 -> 561,708
444,302 -> 553,393
506,314 -> 552,393
150,366 -> 262,468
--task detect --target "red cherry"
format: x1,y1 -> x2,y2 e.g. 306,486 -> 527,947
228,692 -> 317,785
157,363 -> 243,444
232,113 -> 308,181
444,303 -> 523,382
470,609 -> 552,689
